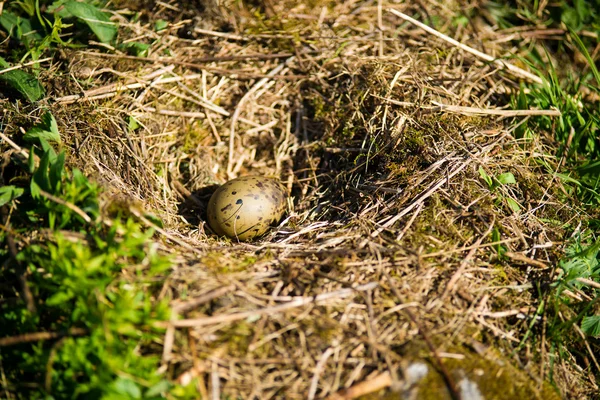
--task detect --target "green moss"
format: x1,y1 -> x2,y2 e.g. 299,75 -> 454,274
215,320 -> 255,355
360,349 -> 561,400
201,251 -> 267,274
423,352 -> 560,400
491,264 -> 510,282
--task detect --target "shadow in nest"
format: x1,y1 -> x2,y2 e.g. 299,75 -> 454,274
176,184 -> 219,227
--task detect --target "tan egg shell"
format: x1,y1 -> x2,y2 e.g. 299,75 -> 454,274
207,176 -> 288,241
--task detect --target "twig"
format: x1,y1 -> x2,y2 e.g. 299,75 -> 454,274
280,221 -> 329,243
430,101 -> 560,117
74,51 -> 306,80
54,67 -> 178,104
308,347 -> 335,400
573,322 -> 600,374
211,361 -> 220,400
422,238 -> 518,259
194,27 -> 246,40
389,9 -> 543,84
478,307 -> 534,318
396,202 -> 423,241
227,59 -> 291,178
476,316 -> 520,342
576,277 -> 600,290
504,252 -> 550,269
325,372 -> 392,400
0,327 -> 87,346
376,96 -> 560,117
0,131 -> 30,159
189,331 -> 209,398
1,206 -> 36,314
381,269 -> 461,400
166,282 -> 378,328
44,337 -> 66,393
0,57 -> 53,76
161,319 -> 176,364
171,285 -> 236,313
374,142 -> 498,237
372,157 -> 472,237
129,208 -> 205,254
78,50 -> 294,64
441,219 -> 496,300
38,189 -> 93,224
141,106 -> 262,128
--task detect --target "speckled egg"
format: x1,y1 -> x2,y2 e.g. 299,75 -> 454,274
207,176 -> 288,241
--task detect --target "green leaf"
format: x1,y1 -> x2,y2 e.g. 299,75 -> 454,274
581,315 -> 600,337
478,166 -> 493,189
154,19 -> 168,31
492,226 -> 506,257
49,152 -> 66,191
28,146 -> 35,173
506,197 -> 521,213
111,377 -> 142,398
23,112 -> 61,143
46,290 -> 74,306
145,380 -> 171,397
0,57 -> 45,102
496,172 -> 516,185
556,172 -> 581,185
128,115 -> 140,132
123,42 -> 150,57
562,8 -> 580,29
452,14 -> 469,28
33,150 -> 52,193
64,1 -> 117,43
143,213 -> 163,228
39,138 -> 58,161
30,179 -> 41,199
72,168 -> 87,187
13,0 -> 37,16
0,186 -> 25,206
560,241 -> 600,282
47,0 -> 71,15
0,11 -> 43,44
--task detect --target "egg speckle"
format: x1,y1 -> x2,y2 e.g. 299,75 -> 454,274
207,176 -> 288,241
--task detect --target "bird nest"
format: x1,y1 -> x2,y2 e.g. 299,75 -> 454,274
1,0 -> 594,398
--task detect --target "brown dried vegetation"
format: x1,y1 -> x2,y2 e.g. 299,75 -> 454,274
2,0 -> 596,398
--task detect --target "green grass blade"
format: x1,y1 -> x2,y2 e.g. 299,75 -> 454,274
568,26 -> 600,88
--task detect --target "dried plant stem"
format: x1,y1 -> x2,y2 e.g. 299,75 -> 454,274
0,57 -> 53,75
430,101 -> 560,117
389,9 -> 543,84
308,347 -> 335,400
38,189 -> 94,224
382,269 -> 461,400
78,50 -> 294,64
372,157 -> 472,237
504,252 -> 550,269
172,285 -> 236,312
227,59 -> 291,178
441,219 -> 496,300
167,282 -> 378,328
0,328 -> 87,347
376,96 -> 560,117
0,131 -> 30,159
325,372 -> 392,400
1,207 -> 36,314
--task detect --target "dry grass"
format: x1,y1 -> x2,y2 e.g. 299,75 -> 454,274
2,0 -> 596,398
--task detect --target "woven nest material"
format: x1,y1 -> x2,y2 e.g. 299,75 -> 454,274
2,0 -> 594,398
